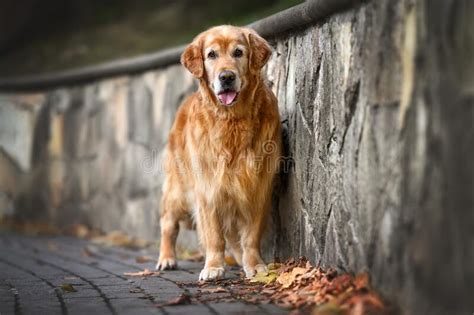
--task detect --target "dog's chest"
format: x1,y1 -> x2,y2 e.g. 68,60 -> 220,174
192,119 -> 261,190
205,120 -> 256,164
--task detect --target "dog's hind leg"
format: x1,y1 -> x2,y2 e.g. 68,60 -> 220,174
156,188 -> 186,270
156,209 -> 179,270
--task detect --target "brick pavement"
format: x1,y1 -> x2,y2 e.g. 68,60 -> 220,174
0,232 -> 287,315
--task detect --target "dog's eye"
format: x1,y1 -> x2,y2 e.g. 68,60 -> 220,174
233,48 -> 243,58
207,50 -> 217,59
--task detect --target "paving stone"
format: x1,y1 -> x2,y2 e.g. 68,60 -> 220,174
158,271 -> 199,283
61,288 -> 102,298
0,300 -> 15,314
0,294 -> 15,303
65,297 -> 112,315
110,298 -> 161,315
0,267 -> 34,281
49,277 -> 89,287
209,302 -> 264,314
0,233 -> 286,315
101,285 -> 147,299
258,304 -> 289,314
19,299 -> 62,315
162,304 -> 215,315
89,276 -> 132,286
150,292 -> 186,304
16,287 -> 58,301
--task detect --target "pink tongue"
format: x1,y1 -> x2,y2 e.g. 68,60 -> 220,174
218,91 -> 237,105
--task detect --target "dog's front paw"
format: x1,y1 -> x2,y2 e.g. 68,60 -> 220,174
199,267 -> 225,281
244,263 -> 268,278
156,256 -> 177,271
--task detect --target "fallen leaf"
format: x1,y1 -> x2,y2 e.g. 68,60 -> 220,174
82,247 -> 94,257
59,283 -> 77,293
291,267 -> 308,277
224,255 -> 238,266
353,272 -> 370,290
277,271 -> 294,288
123,268 -> 161,277
119,254 -> 131,260
155,293 -> 191,307
135,256 -> 153,263
47,241 -> 58,251
312,302 -> 344,315
268,263 -> 283,271
250,271 -> 278,284
129,288 -> 143,293
201,286 -> 228,293
262,288 -> 276,295
0,219 -> 61,236
68,224 -> 91,238
177,247 -> 204,262
92,230 -> 150,249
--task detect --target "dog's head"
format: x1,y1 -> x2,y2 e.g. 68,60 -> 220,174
181,25 -> 271,107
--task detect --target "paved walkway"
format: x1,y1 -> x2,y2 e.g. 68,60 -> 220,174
0,232 -> 286,315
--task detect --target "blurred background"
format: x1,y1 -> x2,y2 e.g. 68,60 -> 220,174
0,0 -> 302,76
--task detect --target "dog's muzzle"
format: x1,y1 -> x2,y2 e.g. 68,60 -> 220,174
216,70 -> 239,106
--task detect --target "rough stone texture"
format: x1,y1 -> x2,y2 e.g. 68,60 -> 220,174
0,0 -> 473,314
0,68 -> 196,244
266,2 -> 473,315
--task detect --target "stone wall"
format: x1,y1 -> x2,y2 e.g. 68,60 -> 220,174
0,68 -> 197,242
0,0 -> 472,314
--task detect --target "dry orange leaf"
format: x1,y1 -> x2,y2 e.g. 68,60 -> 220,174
123,268 -> 161,277
155,293 -> 191,307
201,286 -> 228,293
69,224 -> 91,238
277,271 -> 294,288
224,255 -> 238,266
92,230 -> 150,249
353,272 -> 370,290
82,247 -> 94,257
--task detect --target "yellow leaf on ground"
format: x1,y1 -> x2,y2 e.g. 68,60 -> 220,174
268,263 -> 283,271
250,271 -> 278,284
60,283 -> 77,293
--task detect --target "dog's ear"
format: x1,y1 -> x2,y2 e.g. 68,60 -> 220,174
181,42 -> 204,78
247,32 -> 271,72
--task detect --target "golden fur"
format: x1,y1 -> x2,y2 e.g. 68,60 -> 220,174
156,25 -> 282,280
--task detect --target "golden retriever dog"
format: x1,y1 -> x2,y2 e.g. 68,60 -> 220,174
156,25 -> 282,281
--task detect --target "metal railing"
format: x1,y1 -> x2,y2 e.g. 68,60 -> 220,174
0,0 -> 360,92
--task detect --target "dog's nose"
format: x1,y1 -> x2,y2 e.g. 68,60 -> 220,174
219,70 -> 236,85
